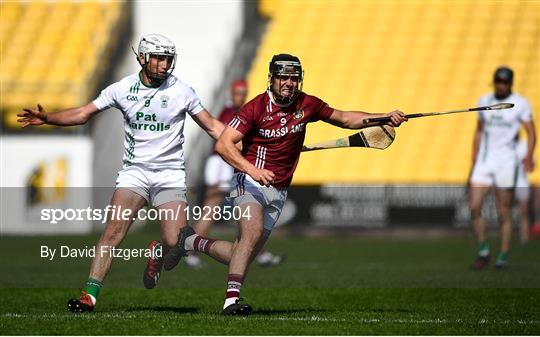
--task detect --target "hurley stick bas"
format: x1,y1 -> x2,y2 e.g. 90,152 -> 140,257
301,125 -> 395,152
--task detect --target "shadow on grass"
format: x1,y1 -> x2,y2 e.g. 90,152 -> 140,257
254,308 -> 329,315
126,306 -> 199,314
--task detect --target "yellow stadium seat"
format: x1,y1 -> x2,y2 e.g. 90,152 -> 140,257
1,1 -> 127,131
253,0 -> 540,185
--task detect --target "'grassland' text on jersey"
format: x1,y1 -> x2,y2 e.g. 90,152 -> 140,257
229,91 -> 334,187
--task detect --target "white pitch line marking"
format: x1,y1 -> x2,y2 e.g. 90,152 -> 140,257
1,313 -> 538,325
249,316 -> 538,325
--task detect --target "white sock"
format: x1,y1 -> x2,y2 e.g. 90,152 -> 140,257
185,254 -> 202,267
223,297 -> 238,309
88,294 -> 97,305
184,234 -> 197,251
478,248 -> 490,257
257,251 -> 273,264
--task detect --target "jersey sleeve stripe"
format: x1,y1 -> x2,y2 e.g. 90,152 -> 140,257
229,118 -> 241,129
255,146 -> 267,169
261,147 -> 267,169
255,146 -> 261,168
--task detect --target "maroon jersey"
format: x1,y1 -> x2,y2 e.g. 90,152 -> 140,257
228,91 -> 334,187
212,106 -> 238,154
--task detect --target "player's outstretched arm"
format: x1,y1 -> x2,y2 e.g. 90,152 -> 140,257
522,120 -> 536,172
325,109 -> 407,129
471,120 -> 484,163
17,103 -> 100,128
215,126 -> 275,186
191,109 -> 226,141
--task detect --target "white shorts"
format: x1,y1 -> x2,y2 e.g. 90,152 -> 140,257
228,172 -> 288,234
116,164 -> 187,206
204,154 -> 234,191
470,159 -> 519,189
515,164 -> 530,202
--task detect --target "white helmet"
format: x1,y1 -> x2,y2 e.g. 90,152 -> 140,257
135,33 -> 177,81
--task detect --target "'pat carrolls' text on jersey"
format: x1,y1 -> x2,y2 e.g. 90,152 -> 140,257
477,93 -> 532,164
93,74 -> 204,169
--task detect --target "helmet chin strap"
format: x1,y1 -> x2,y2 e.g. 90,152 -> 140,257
132,46 -> 168,86
495,90 -> 512,100
136,64 -> 164,88
271,77 -> 297,105
145,66 -> 166,83
274,91 -> 294,105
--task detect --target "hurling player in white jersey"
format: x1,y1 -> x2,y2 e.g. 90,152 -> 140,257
469,66 -> 536,270
516,139 -> 533,244
18,34 -> 226,312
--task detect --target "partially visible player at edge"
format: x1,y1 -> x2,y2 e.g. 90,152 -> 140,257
150,53 -> 408,315
17,34 -> 226,312
186,79 -> 285,269
515,139 -> 534,244
469,66 -> 536,270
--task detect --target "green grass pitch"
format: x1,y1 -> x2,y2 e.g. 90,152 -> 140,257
0,230 -> 539,335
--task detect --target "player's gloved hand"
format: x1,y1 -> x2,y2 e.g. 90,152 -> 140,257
17,104 -> 48,127
385,110 -> 407,127
248,168 -> 275,186
522,155 -> 535,172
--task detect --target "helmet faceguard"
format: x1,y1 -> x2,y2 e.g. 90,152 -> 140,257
268,54 -> 303,105
133,33 -> 177,83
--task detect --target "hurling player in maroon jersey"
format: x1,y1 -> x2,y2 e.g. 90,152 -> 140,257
193,80 -> 246,243
187,80 -> 286,269
162,54 -> 407,315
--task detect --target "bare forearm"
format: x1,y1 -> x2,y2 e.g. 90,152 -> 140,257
351,111 -> 389,128
337,111 -> 369,129
45,107 -> 91,126
472,131 -> 481,162
216,142 -> 256,175
337,111 -> 402,129
207,122 -> 244,150
207,120 -> 226,141
472,121 -> 484,162
526,129 -> 536,159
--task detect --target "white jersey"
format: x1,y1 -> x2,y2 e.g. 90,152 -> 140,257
93,73 -> 204,169
476,93 -> 532,164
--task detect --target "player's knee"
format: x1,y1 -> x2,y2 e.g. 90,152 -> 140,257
240,227 -> 263,245
498,211 -> 512,224
470,205 -> 482,219
246,232 -> 262,245
497,203 -> 512,217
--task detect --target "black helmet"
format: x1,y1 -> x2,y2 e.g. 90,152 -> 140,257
494,66 -> 513,84
268,53 -> 304,104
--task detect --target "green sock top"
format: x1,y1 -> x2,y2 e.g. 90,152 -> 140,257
85,277 -> 103,299
497,251 -> 508,262
477,241 -> 489,254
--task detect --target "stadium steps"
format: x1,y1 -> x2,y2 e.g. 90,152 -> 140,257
248,1 -> 539,184
0,1 -> 126,131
